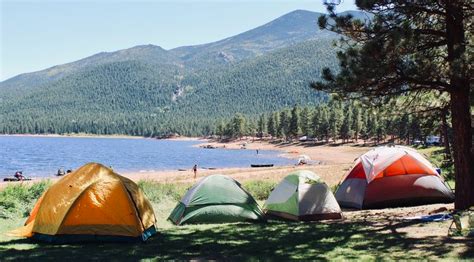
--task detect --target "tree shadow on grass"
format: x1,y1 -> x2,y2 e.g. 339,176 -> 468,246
1,220 -> 472,261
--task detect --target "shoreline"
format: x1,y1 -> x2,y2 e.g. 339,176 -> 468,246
0,133 -> 145,139
0,163 -> 354,189
0,133 -> 205,141
0,134 -> 373,189
0,139 -> 371,189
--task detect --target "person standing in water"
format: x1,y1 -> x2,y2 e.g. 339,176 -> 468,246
192,164 -> 198,179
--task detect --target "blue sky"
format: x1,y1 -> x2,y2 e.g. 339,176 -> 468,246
0,0 -> 357,81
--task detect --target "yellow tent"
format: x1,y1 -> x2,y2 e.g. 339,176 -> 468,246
8,163 -> 157,242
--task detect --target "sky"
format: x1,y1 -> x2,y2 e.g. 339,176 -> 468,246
0,0 -> 357,81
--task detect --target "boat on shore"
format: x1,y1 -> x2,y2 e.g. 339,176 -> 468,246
201,144 -> 217,149
250,164 -> 274,168
3,177 -> 32,182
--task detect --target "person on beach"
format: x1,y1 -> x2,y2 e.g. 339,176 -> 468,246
14,171 -> 24,181
192,164 -> 198,179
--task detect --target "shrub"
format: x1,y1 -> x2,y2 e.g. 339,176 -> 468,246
0,180 -> 51,219
423,147 -> 455,181
242,180 -> 277,201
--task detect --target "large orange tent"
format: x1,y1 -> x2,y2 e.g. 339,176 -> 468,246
8,163 -> 157,242
335,146 -> 454,209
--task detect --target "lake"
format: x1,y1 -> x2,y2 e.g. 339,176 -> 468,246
0,136 -> 293,179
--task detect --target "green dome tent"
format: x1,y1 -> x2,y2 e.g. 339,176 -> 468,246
264,170 -> 342,221
168,175 -> 264,225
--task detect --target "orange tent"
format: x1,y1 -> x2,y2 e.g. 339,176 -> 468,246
8,163 -> 157,242
335,146 -> 454,209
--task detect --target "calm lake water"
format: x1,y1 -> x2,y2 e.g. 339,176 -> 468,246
0,136 -> 293,179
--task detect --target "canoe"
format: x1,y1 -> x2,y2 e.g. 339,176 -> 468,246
3,178 -> 33,182
250,164 -> 274,168
202,167 -> 217,170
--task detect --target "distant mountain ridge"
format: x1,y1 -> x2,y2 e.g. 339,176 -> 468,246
0,10 -> 365,136
1,9 -> 341,90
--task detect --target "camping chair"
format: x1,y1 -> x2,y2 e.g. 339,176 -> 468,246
448,208 -> 474,237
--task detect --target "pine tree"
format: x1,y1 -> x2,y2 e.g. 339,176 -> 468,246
288,105 -> 300,139
267,113 -> 277,138
360,110 -> 369,145
409,116 -> 422,144
278,110 -> 290,139
375,116 -> 385,144
327,101 -> 342,143
216,121 -> 226,138
398,114 -> 410,144
274,112 -> 282,138
257,114 -> 266,138
299,107 -> 311,136
311,107 -> 321,139
351,105 -> 361,142
339,103 -> 353,143
366,111 -> 378,145
318,105 -> 330,142
245,118 -> 256,137
315,1 -> 473,208
230,113 -> 246,139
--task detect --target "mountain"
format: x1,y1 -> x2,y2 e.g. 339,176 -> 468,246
171,9 -> 334,67
0,45 -> 183,93
1,10 -> 336,92
0,10 -> 363,136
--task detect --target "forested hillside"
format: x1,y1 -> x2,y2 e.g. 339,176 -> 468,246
0,10 -> 362,136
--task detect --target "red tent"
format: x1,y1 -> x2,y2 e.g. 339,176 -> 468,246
336,146 -> 454,209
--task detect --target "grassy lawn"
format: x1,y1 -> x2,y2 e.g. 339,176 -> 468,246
1,198 -> 473,261
0,174 -> 472,260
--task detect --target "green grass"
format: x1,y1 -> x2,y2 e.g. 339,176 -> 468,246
137,180 -> 190,203
0,179 -> 472,260
0,180 -> 51,219
417,146 -> 455,182
242,180 -> 276,201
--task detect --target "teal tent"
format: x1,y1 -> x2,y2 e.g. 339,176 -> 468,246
169,175 -> 264,225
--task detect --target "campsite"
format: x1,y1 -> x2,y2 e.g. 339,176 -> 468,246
0,141 -> 472,260
1,0 -> 473,260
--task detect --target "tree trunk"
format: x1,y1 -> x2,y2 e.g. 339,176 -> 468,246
450,88 -> 473,209
445,1 -> 474,209
441,108 -> 452,160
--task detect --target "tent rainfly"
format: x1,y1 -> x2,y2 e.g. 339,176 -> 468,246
264,170 -> 342,221
336,146 -> 454,209
8,163 -> 157,243
169,175 -> 264,225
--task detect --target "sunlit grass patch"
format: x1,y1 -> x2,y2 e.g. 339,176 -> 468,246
0,180 -> 51,219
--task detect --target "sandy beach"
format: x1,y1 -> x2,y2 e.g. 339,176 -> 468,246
127,139 -> 370,186
195,139 -> 369,164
